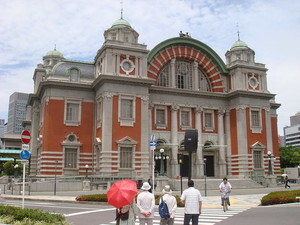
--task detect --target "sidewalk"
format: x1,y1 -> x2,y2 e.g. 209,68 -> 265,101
2,184 -> 299,207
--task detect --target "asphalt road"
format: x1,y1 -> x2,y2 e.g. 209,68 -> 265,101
218,204 -> 300,225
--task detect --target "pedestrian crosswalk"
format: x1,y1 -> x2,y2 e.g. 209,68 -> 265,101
100,206 -> 253,225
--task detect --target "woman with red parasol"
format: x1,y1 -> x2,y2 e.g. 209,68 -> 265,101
107,179 -> 138,225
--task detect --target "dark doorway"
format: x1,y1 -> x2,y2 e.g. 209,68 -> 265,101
180,154 -> 189,177
204,155 -> 214,177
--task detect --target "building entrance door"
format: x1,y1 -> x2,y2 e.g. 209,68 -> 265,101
204,156 -> 214,177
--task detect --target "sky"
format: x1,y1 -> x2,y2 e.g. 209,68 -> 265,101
0,0 -> 299,135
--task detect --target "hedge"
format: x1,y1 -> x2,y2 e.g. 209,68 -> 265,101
0,205 -> 69,224
76,193 -> 184,207
261,189 -> 300,206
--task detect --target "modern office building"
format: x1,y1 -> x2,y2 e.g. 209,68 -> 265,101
7,92 -> 29,134
284,112 -> 300,148
25,16 -> 280,179
0,119 -> 5,148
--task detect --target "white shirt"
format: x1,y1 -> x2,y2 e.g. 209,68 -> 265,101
219,182 -> 232,192
181,187 -> 203,214
136,191 -> 155,218
159,194 -> 177,218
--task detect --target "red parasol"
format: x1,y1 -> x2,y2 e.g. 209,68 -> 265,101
107,179 -> 138,208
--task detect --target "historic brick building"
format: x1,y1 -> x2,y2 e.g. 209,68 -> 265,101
25,16 -> 280,179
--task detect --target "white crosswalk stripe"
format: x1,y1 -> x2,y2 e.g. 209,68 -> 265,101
100,206 -> 253,225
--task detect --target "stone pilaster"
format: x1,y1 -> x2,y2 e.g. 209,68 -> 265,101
194,106 -> 203,178
218,109 -> 226,177
170,104 -> 179,177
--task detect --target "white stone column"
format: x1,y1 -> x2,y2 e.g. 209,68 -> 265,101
193,61 -> 199,90
236,105 -> 249,178
265,107 -> 273,154
101,92 -> 113,173
194,107 -> 203,178
170,104 -> 179,177
140,95 -> 150,177
170,59 -> 176,88
225,109 -> 231,175
218,109 -> 226,177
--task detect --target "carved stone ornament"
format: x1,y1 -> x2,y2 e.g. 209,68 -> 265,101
103,92 -> 113,100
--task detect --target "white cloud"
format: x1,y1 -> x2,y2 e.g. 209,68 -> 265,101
0,0 -> 300,135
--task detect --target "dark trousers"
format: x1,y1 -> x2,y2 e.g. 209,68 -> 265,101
183,214 -> 199,225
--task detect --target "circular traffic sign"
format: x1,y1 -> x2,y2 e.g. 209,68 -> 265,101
20,150 -> 31,160
21,130 -> 31,144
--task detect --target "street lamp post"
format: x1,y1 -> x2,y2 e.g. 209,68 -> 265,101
85,165 -> 89,179
203,158 -> 207,197
54,160 -> 58,196
267,151 -> 275,175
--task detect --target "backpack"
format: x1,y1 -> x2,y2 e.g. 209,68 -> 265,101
159,196 -> 170,219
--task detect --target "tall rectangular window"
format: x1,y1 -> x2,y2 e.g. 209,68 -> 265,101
251,110 -> 260,127
66,103 -> 79,122
156,109 -> 166,125
204,112 -> 213,128
181,110 -> 190,127
64,148 -> 77,168
121,99 -> 133,119
120,147 -> 132,169
253,150 -> 262,168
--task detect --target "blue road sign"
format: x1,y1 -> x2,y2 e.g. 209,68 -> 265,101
149,141 -> 157,146
20,150 -> 31,160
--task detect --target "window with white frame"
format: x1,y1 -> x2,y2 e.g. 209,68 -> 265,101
64,148 -> 77,168
251,109 -> 261,127
204,112 -> 214,130
180,108 -> 191,128
65,100 -> 81,126
253,150 -> 262,169
70,68 -> 79,82
119,96 -> 135,126
120,147 -> 133,169
156,108 -> 166,126
121,99 -> 133,119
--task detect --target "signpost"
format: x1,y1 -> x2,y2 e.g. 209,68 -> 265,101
20,130 -> 31,209
149,135 -> 156,196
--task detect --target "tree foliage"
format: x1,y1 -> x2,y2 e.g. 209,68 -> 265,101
279,146 -> 300,168
3,160 -> 23,176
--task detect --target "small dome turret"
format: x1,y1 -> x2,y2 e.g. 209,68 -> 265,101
230,39 -> 248,50
45,48 -> 64,58
111,18 -> 131,28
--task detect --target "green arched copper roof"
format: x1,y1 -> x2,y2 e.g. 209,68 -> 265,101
230,40 -> 248,50
45,49 -> 64,57
148,37 -> 228,74
111,18 -> 131,28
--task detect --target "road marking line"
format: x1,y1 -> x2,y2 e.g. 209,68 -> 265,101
65,207 -> 115,217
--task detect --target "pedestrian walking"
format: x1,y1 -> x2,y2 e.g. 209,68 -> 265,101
116,201 -> 137,225
285,175 -> 291,188
147,178 -> 153,193
159,185 -> 177,225
180,180 -> 203,225
136,182 -> 155,225
219,178 -> 232,206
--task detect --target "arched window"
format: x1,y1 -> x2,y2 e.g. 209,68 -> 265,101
175,60 -> 192,89
199,69 -> 211,91
157,65 -> 169,87
70,68 -> 79,82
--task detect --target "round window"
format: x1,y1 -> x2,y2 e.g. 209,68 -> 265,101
122,61 -> 133,72
68,135 -> 75,142
249,77 -> 258,88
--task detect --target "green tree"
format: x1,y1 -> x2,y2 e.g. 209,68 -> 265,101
279,146 -> 300,168
3,161 -> 23,176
